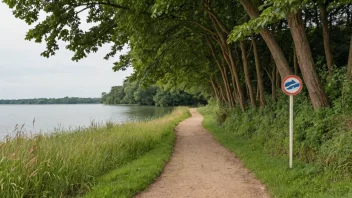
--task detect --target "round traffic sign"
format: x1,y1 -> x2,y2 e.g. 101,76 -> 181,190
282,75 -> 303,96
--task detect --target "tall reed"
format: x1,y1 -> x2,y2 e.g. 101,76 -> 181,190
0,107 -> 189,197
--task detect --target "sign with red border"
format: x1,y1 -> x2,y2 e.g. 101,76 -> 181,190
282,75 -> 303,96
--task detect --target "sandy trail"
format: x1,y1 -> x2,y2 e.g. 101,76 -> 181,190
136,109 -> 270,198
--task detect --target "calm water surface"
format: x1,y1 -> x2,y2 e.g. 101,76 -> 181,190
0,104 -> 174,139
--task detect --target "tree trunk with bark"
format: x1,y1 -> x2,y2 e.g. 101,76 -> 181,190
241,41 -> 256,107
239,0 -> 292,79
319,4 -> 334,75
227,44 -> 246,111
348,36 -> 352,80
276,67 -> 280,92
251,36 -> 265,107
287,10 -> 329,109
210,80 -> 220,101
206,12 -> 246,111
217,78 -> 227,104
293,46 -> 298,75
222,67 -> 235,107
272,65 -> 277,102
207,39 -> 236,107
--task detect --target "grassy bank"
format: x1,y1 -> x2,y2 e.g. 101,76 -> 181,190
199,102 -> 352,198
0,107 -> 189,197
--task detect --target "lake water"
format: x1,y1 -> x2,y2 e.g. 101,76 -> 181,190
0,104 -> 174,139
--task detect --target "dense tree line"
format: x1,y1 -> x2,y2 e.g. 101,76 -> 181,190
3,0 -> 352,110
102,80 -> 207,106
0,97 -> 101,104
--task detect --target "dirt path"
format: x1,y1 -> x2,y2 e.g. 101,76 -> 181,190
136,109 -> 270,198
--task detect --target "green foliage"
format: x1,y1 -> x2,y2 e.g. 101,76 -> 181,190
0,107 -> 189,197
134,86 -> 159,106
102,79 -> 207,107
316,67 -> 352,114
200,80 -> 352,172
113,53 -> 131,72
3,0 -> 131,60
228,6 -> 284,42
0,97 -> 101,104
332,80 -> 352,114
199,107 -> 352,197
228,0 -> 300,43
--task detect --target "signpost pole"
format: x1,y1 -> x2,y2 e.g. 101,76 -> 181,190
289,95 -> 293,169
282,75 -> 302,169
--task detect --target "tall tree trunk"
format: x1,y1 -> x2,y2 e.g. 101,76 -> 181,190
287,11 -> 329,109
208,14 -> 246,111
207,39 -> 236,107
205,6 -> 247,111
276,67 -> 280,91
251,35 -> 265,107
293,46 -> 298,75
272,65 -> 277,102
217,77 -> 227,104
220,46 -> 240,108
319,4 -> 334,75
348,36 -> 352,80
210,80 -> 220,101
227,44 -> 246,111
239,0 -> 292,79
241,41 -> 256,107
222,68 -> 235,107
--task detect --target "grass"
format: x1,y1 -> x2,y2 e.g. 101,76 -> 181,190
0,107 -> 189,197
82,137 -> 174,198
199,107 -> 352,198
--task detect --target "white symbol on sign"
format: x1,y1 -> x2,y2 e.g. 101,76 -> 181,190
285,79 -> 300,91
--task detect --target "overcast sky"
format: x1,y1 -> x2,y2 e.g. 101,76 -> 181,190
0,3 -> 132,99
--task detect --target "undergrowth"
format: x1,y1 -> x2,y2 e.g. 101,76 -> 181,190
199,74 -> 352,197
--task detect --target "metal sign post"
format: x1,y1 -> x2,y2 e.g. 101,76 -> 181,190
282,75 -> 303,169
289,95 -> 293,168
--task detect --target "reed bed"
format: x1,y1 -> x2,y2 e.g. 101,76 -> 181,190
0,107 -> 189,197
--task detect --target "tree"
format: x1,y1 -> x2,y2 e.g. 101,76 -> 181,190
252,35 -> 265,107
319,1 -> 334,75
240,41 -> 256,107
134,86 -> 158,105
230,0 -> 330,109
238,0 -> 293,78
348,36 -> 352,80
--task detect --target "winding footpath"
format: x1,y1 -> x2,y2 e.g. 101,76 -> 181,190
136,109 -> 270,198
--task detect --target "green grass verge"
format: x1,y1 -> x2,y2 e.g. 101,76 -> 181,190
199,108 -> 352,198
0,107 -> 189,197
82,132 -> 174,198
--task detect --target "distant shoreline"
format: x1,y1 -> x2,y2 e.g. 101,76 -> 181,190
0,97 -> 101,105
0,103 -> 102,105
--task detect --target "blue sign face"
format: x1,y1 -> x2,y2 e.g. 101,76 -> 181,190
282,76 -> 302,95
284,80 -> 300,90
